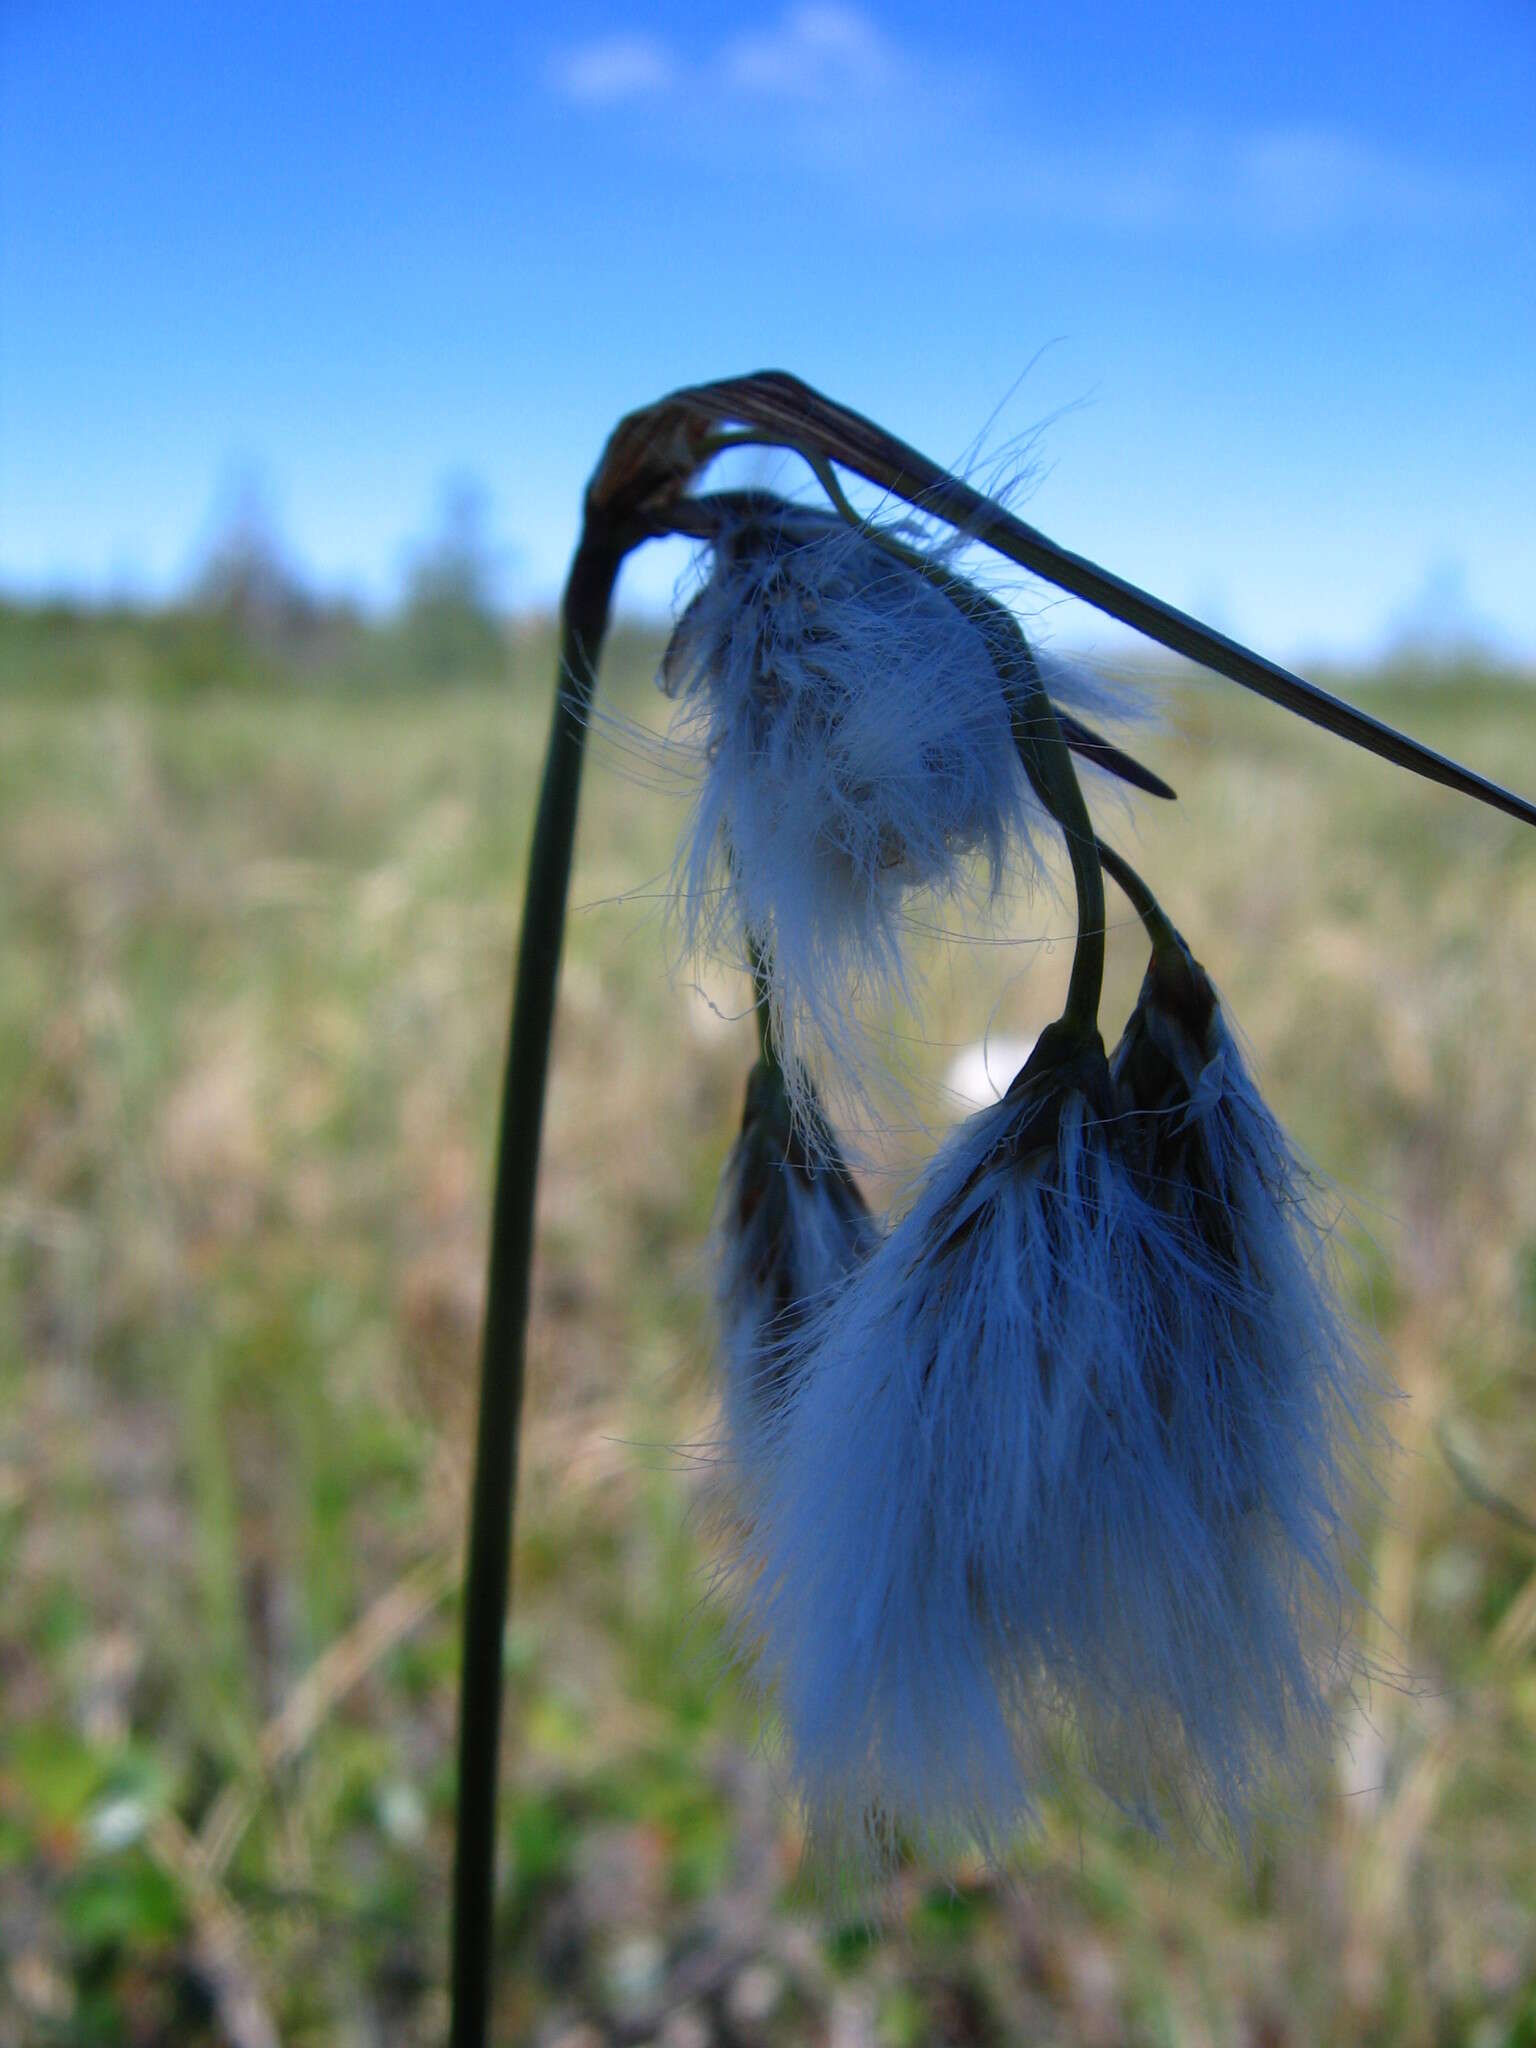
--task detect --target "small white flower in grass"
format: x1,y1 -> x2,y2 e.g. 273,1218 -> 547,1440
944,1031 -> 1037,1110
730,996 -> 1376,1866
714,1058 -> 877,1479
660,503 -> 1118,1144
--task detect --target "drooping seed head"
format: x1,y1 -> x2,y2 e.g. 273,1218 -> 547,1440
727,996 -> 1379,1865
661,503 -> 1122,1148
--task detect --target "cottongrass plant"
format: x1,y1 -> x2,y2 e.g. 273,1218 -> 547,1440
448,370 -> 1536,2048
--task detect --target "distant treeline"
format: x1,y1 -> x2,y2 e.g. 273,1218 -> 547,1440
0,589 -> 1527,705
0,470 -> 671,698
8,468 -> 1531,703
0,593 -> 669,701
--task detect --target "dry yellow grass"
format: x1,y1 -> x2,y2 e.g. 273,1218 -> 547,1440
1,641 -> 1532,2043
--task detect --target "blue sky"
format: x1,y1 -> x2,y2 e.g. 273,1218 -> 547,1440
3,1 -> 1533,661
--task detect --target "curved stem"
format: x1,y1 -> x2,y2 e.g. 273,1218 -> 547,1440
663,373 -> 1536,831
1095,837 -> 1182,961
449,523 -> 625,2048
1003,643 -> 1106,1036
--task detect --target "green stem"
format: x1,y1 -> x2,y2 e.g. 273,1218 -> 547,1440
1095,837 -> 1182,961
449,523 -> 625,2048
1004,643 -> 1106,1036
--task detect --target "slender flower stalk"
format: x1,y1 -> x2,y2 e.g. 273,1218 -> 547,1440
448,526 -> 627,2047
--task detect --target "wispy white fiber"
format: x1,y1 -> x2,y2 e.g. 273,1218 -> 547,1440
727,1007 -> 1374,1866
659,503 -> 1125,1147
1104,940 -> 1383,1740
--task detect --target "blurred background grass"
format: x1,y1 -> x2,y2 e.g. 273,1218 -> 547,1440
2,588 -> 1534,2047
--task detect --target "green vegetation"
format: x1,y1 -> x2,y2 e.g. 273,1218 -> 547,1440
2,609 -> 1533,2044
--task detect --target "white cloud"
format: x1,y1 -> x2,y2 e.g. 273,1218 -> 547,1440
1234,126 -> 1495,233
548,8 -> 903,120
547,33 -> 675,107
975,124 -> 1499,238
721,6 -> 900,101
544,19 -> 1501,239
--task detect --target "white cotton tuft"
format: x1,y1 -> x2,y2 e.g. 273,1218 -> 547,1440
1100,941 -> 1385,1797
725,1011 -> 1376,1869
659,504 -> 1123,1148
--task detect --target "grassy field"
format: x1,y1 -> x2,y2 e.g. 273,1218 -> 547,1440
2,623 -> 1534,2046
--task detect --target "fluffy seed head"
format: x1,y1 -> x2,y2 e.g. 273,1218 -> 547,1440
1104,938 -> 1380,1761
727,1005 -> 1375,1866
661,503 -> 1108,1145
